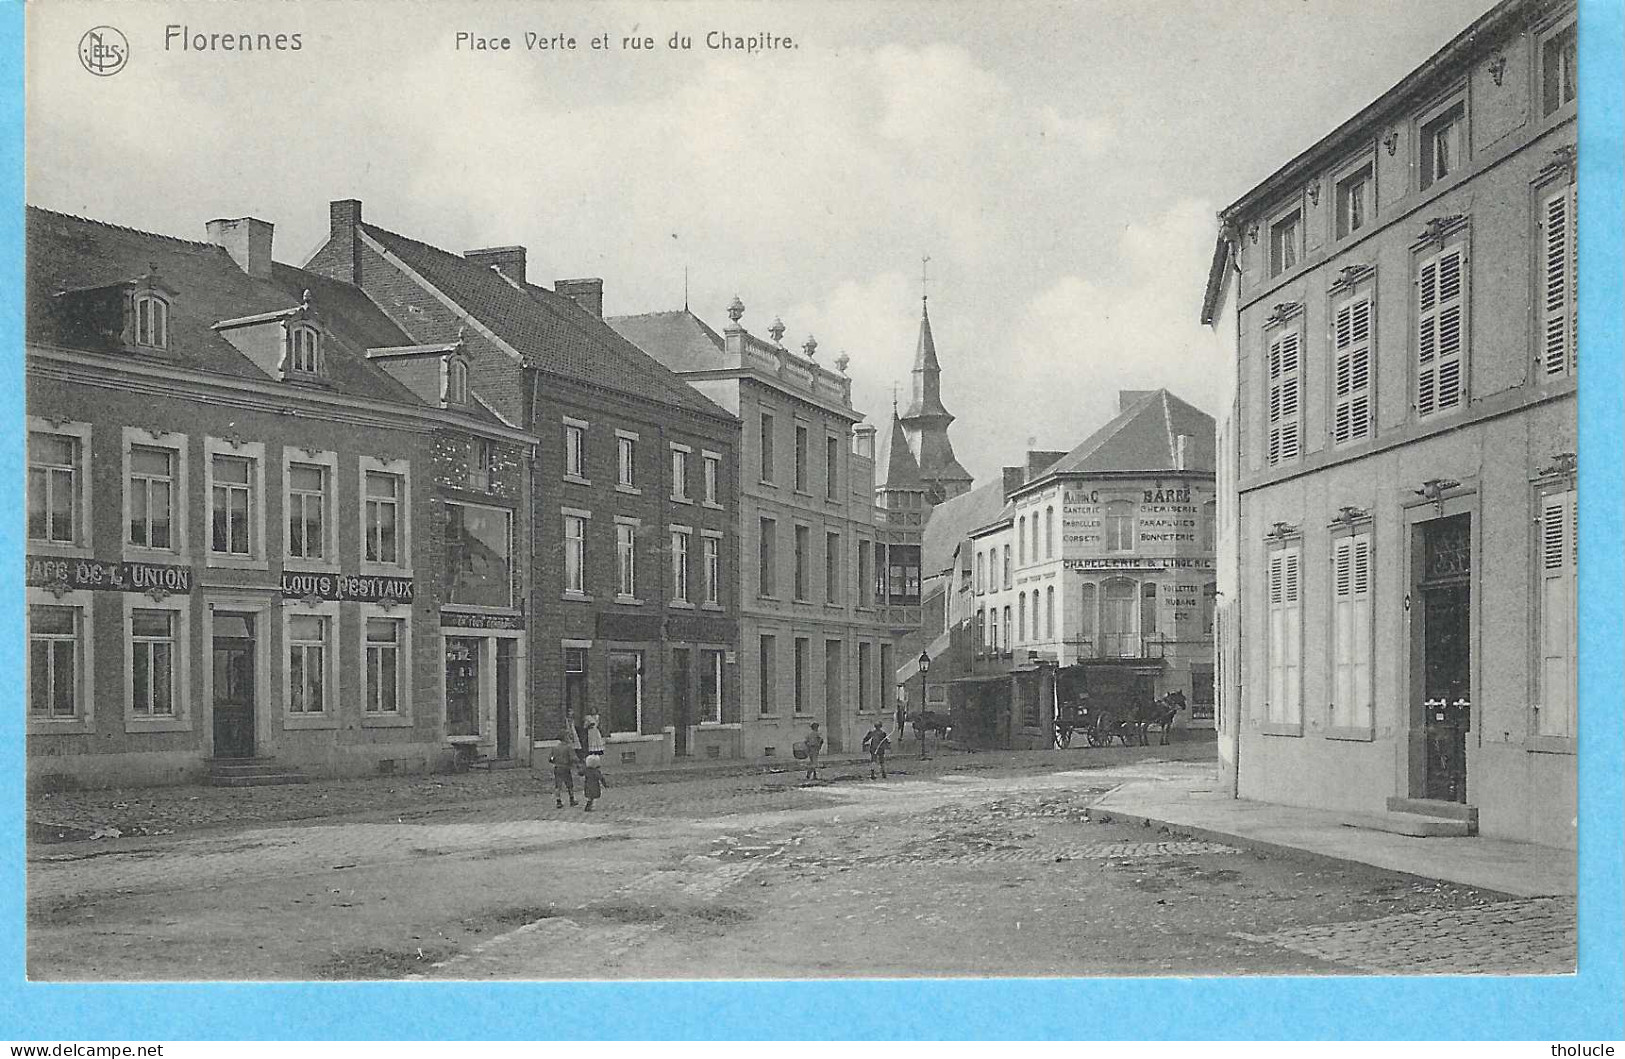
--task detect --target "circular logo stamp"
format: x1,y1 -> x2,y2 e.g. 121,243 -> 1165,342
78,26 -> 129,76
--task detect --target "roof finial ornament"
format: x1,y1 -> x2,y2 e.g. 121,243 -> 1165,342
892,382 -> 899,414
834,351 -> 849,375
455,324 -> 466,348
726,294 -> 744,323
921,255 -> 931,305
802,334 -> 818,358
768,316 -> 786,344
301,288 -> 312,308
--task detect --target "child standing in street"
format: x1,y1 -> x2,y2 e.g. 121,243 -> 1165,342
582,751 -> 607,811
801,722 -> 824,782
548,742 -> 577,808
862,720 -> 892,779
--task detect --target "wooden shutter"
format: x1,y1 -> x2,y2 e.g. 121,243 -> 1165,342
1417,246 -> 1466,418
1267,553 -> 1285,718
1283,548 -> 1302,723
1539,490 -> 1577,737
1541,183 -> 1577,378
1334,296 -> 1373,445
1267,330 -> 1302,464
1333,535 -> 1373,728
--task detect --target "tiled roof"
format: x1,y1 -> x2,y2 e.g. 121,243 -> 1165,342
1036,389 -> 1215,480
605,309 -> 732,373
881,412 -> 926,491
26,207 -> 423,407
361,225 -> 734,422
920,476 -> 1009,576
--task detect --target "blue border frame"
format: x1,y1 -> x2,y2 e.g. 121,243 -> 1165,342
0,0 -> 1620,1040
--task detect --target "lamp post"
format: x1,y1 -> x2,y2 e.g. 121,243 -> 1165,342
917,651 -> 932,759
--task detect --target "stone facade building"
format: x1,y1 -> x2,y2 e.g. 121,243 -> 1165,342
610,301 -> 919,756
1202,0 -> 1578,845
25,207 -> 535,788
305,202 -> 743,767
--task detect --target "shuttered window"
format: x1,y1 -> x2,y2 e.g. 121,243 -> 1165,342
1267,329 -> 1302,464
1331,534 -> 1373,729
1417,245 -> 1466,418
1333,295 -> 1373,446
1540,182 -> 1577,379
1537,489 -> 1577,738
1266,547 -> 1302,724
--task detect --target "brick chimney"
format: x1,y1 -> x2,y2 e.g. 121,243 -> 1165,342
205,217 -> 274,280
465,246 -> 528,282
555,278 -> 604,318
1002,466 -> 1025,500
328,199 -> 363,285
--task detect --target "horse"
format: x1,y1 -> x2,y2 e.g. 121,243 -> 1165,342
909,710 -> 952,757
1128,689 -> 1187,746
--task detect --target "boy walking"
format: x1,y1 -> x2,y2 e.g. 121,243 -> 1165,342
801,722 -> 824,782
862,720 -> 892,779
582,751 -> 607,811
548,743 -> 578,808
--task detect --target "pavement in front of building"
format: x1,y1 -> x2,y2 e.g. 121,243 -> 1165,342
1093,770 -> 1577,899
27,751 -> 1574,980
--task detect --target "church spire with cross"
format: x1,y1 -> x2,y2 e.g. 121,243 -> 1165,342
895,262 -> 973,503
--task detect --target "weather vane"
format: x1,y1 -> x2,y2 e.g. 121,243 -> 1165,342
921,255 -> 931,303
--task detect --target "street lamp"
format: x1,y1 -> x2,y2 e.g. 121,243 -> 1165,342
918,650 -> 931,674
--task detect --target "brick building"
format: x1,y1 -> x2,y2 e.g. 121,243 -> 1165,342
25,207 -> 534,788
1201,0 -> 1578,845
609,300 -> 919,756
305,203 -> 742,765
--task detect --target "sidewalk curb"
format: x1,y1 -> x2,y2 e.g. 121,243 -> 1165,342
1089,796 -> 1525,899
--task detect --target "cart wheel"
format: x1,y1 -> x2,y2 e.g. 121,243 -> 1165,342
1086,726 -> 1109,748
1058,729 -> 1073,749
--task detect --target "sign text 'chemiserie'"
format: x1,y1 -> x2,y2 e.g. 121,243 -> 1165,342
281,571 -> 415,603
27,556 -> 192,594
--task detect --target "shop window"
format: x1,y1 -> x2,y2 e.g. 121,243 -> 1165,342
608,651 -> 643,735
701,649 -> 724,724
563,647 -> 589,721
446,502 -> 512,608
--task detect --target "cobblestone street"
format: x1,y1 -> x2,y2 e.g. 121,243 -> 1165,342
26,752 -> 1576,980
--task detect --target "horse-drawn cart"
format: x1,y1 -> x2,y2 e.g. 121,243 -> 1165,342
1054,691 -> 1186,748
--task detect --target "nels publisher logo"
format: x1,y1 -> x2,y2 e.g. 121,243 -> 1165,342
78,26 -> 129,76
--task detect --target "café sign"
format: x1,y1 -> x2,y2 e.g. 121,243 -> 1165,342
281,571 -> 415,603
440,610 -> 523,631
27,555 -> 192,595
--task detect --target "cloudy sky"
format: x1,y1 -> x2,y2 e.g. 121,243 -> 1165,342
28,0 -> 1490,484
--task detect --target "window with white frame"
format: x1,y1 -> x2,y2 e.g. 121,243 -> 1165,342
1270,210 -> 1301,277
1336,163 -> 1373,240
286,461 -> 328,561
128,444 -> 177,551
445,501 -> 512,608
1333,294 -> 1374,446
989,607 -> 1000,651
564,420 -> 587,480
29,604 -> 82,720
1330,533 -> 1373,730
364,616 -> 404,714
616,520 -> 638,598
134,293 -> 169,349
671,446 -> 689,501
287,324 -> 321,376
702,533 -> 721,605
130,608 -> 178,717
1537,487 -> 1577,738
1003,544 -> 1012,589
701,648 -> 724,724
1420,100 -> 1465,190
28,431 -> 81,545
1416,242 -> 1466,419
1542,21 -> 1577,117
1105,500 -> 1135,553
671,527 -> 691,602
1266,546 -> 1303,725
1267,325 -> 1303,463
287,613 -> 329,714
617,433 -> 637,489
1540,180 -> 1577,379
703,452 -> 720,505
364,469 -> 404,565
564,513 -> 587,595
211,454 -> 256,557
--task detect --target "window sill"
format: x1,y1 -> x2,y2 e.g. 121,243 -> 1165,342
121,545 -> 190,566
562,591 -> 593,603
1527,734 -> 1576,756
1259,721 -> 1303,738
758,480 -> 777,489
793,489 -> 813,498
697,721 -> 739,730
608,732 -> 662,743
614,595 -> 645,606
1323,725 -> 1375,742
284,713 -> 339,730
28,718 -> 94,735
442,604 -> 519,616
671,495 -> 693,506
615,484 -> 642,496
359,562 -> 414,579
126,716 -> 190,734
756,714 -> 782,721
207,554 -> 268,571
564,474 -> 592,487
702,501 -> 725,511
28,541 -> 93,559
701,602 -> 725,612
669,600 -> 695,610
758,594 -> 780,602
362,714 -> 415,729
825,602 -> 844,609
284,559 -> 341,575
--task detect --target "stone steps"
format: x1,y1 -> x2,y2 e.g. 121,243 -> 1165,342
1341,810 -> 1475,838
207,758 -> 311,788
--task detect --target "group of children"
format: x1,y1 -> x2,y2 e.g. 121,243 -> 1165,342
800,720 -> 893,781
547,712 -> 606,811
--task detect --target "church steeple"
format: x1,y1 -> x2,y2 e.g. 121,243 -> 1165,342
897,295 -> 973,502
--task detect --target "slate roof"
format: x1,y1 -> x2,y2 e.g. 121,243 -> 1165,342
920,476 -> 1010,577
605,309 -> 732,373
881,412 -> 927,492
361,225 -> 734,422
26,207 -> 425,407
1033,389 -> 1215,482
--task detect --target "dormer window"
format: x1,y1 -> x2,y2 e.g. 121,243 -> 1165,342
445,357 -> 469,405
133,293 -> 169,349
287,324 -> 321,376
